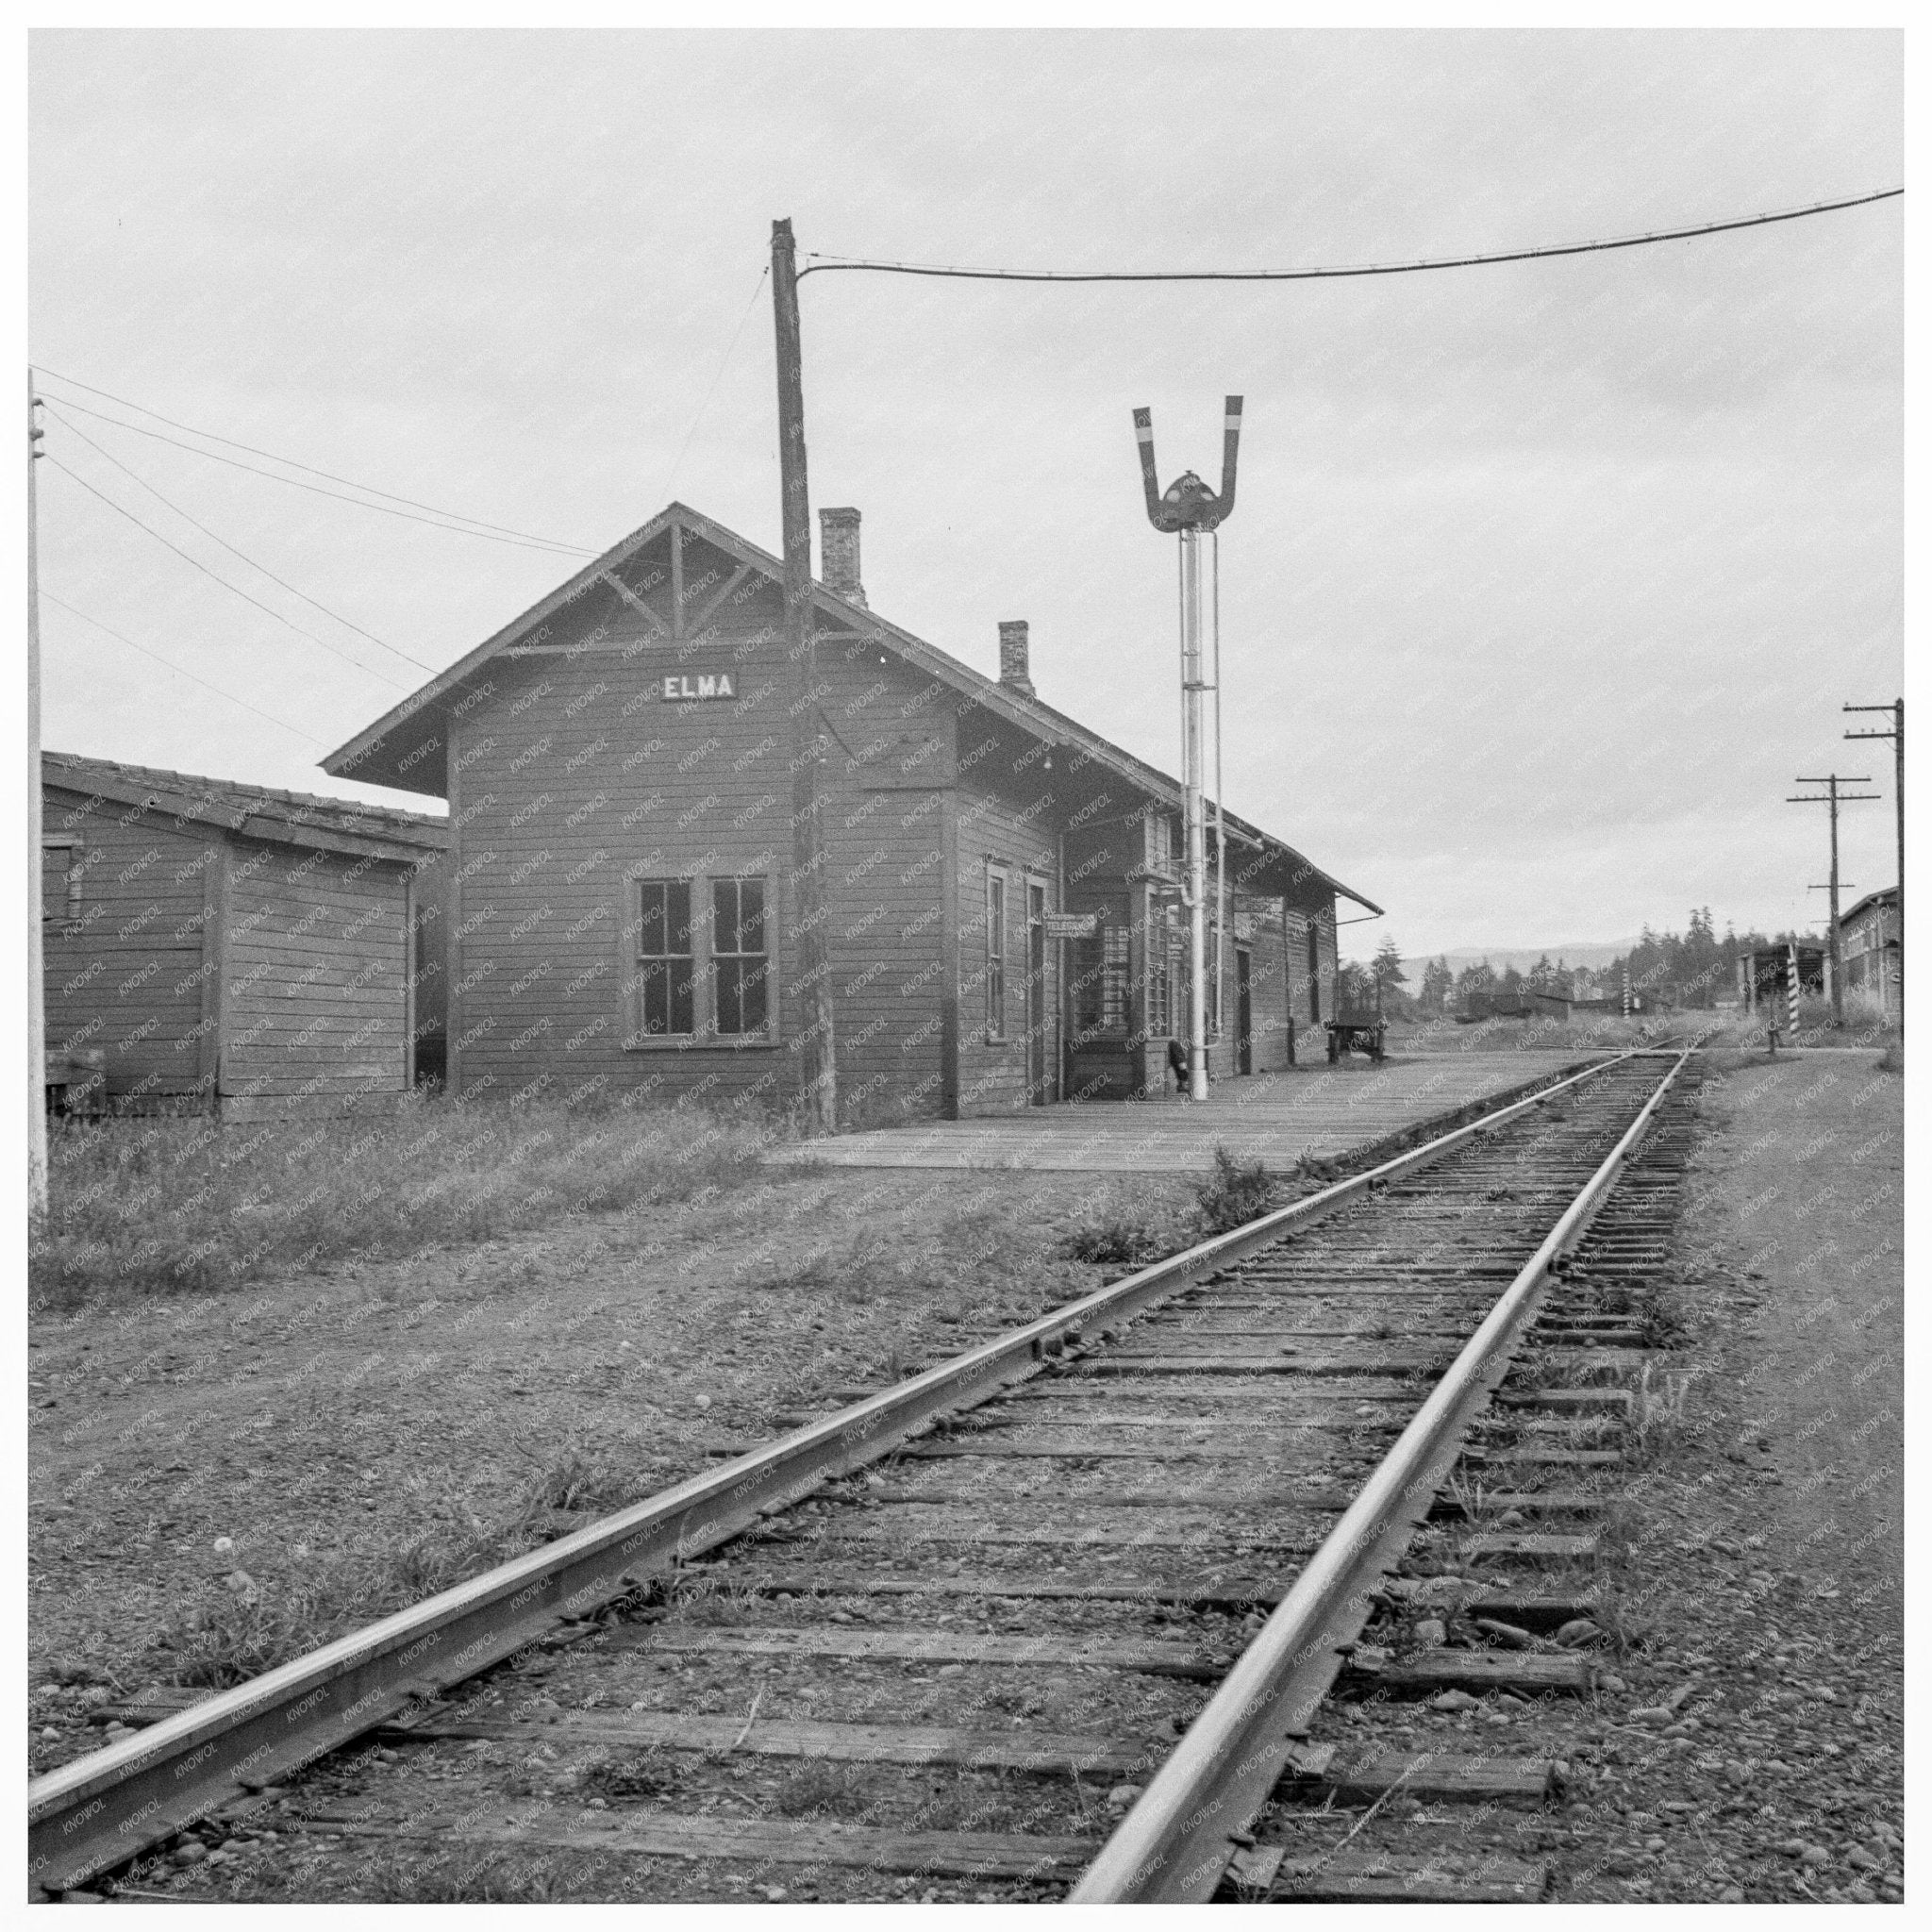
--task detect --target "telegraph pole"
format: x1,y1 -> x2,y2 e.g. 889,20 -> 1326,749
1789,774 -> 1879,1028
771,219 -> 836,1134
27,371 -> 46,1217
1845,701 -> 1905,1037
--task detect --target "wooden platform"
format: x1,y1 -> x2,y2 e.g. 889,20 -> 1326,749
770,1052 -> 1594,1174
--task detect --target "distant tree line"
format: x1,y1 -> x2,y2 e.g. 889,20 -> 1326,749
1358,911 -> 1812,1020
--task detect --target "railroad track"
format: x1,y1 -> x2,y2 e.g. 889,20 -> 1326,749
29,1046 -> 1701,1904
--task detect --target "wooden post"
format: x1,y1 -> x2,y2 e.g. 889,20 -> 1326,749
27,371 -> 46,1217
772,219 -> 836,1133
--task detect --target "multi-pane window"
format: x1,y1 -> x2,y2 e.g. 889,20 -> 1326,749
1147,812 -> 1175,876
636,879 -> 695,1037
1073,924 -> 1129,1036
1146,906 -> 1176,1038
986,871 -> 1008,1039
712,877 -> 769,1037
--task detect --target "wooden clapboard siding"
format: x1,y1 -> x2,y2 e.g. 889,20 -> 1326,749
222,841 -> 412,1097
41,786 -> 216,1095
953,733 -> 1060,1119
445,543 -> 806,1105
438,524 -> 986,1124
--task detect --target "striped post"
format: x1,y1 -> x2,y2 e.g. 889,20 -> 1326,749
1621,967 -> 1631,1018
1787,942 -> 1802,1035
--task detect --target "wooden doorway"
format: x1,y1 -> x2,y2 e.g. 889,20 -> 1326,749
1236,946 -> 1254,1074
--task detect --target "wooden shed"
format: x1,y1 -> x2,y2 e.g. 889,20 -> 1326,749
41,753 -> 447,1119
324,502 -> 1376,1124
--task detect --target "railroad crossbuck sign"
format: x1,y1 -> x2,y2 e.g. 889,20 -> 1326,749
660,672 -> 736,701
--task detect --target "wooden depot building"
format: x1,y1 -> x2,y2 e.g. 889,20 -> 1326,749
324,503 -> 1378,1124
41,753 -> 448,1119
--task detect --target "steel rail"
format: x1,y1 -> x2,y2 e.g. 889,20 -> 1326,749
1069,1046 -> 1693,1904
27,1047 -> 1653,1897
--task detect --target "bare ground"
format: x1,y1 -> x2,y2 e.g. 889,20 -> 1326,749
1553,1046 -> 1904,1902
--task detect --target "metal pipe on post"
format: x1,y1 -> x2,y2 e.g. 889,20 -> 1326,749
27,372 -> 46,1216
1178,527 -> 1208,1099
771,220 -> 836,1134
1210,529 -> 1225,1067
1131,396 -> 1242,1107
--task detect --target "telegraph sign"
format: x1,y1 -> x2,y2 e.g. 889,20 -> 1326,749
1044,912 -> 1098,940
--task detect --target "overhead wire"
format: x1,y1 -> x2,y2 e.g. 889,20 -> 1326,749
799,186 -> 1901,283
33,367 -> 598,556
660,265 -> 770,502
43,455 -> 414,691
42,404 -> 441,675
39,392 -> 593,558
41,591 -> 329,748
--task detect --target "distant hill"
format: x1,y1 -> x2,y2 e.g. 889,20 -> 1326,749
1389,941 -> 1642,980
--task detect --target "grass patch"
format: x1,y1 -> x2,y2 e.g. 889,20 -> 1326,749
153,1441 -> 659,1686
1192,1148 -> 1275,1235
1058,1216 -> 1169,1266
31,1090 -> 781,1307
1058,1149 -> 1274,1264
1626,1360 -> 1695,1467
154,1518 -> 509,1688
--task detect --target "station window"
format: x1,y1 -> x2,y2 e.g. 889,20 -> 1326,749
41,839 -> 82,927
986,870 -> 1008,1040
1146,907 -> 1176,1039
1147,812 -> 1175,876
1072,924 -> 1128,1037
712,877 -> 769,1037
635,879 -> 695,1037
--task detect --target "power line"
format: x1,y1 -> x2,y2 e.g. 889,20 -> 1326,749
41,590 -> 329,748
42,405 -> 441,675
33,367 -> 598,556
661,265 -> 769,502
43,455 -> 414,691
799,186 -> 1902,284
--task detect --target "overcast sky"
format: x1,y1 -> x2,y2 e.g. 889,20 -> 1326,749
28,29 -> 1901,959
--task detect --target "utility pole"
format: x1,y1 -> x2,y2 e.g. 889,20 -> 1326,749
771,218 -> 836,1134
1132,397 -> 1242,1102
1845,700 -> 1905,1038
1788,774 -> 1879,1028
27,371 -> 46,1217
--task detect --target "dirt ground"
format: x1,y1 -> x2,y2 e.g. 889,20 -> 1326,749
1554,1046 -> 1904,1903
27,1160 -> 1200,1771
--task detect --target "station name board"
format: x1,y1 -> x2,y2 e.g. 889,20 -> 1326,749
660,672 -> 737,702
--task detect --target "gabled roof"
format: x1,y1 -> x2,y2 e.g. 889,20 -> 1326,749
1838,886 -> 1899,930
42,751 -> 446,864
322,501 -> 1378,914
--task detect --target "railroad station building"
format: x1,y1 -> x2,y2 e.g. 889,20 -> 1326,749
1836,887 -> 1900,1018
325,503 -> 1378,1124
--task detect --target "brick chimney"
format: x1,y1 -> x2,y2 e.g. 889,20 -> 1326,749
997,620 -> 1035,699
819,507 -> 865,608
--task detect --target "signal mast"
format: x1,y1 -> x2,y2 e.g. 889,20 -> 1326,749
1132,395 -> 1243,1102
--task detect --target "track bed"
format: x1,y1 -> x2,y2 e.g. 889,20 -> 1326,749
86,1053 -> 1696,1905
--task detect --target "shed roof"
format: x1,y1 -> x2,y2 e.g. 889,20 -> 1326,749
322,501 -> 1378,914
42,751 -> 447,865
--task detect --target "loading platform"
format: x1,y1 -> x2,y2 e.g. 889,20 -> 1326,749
768,1051 -> 1599,1175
